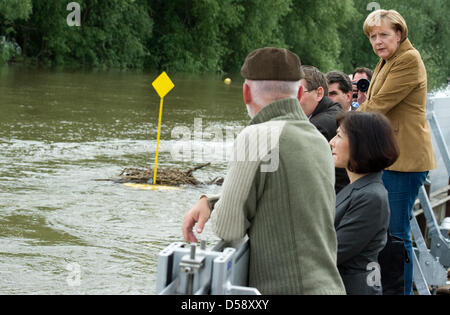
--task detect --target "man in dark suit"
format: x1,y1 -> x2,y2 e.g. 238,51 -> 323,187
299,65 -> 349,193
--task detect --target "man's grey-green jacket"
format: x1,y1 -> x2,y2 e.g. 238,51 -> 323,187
208,98 -> 345,294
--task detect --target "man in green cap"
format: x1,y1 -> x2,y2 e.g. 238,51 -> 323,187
182,47 -> 345,295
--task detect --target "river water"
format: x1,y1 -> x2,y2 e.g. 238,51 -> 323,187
0,66 -> 247,294
1,66 -> 449,295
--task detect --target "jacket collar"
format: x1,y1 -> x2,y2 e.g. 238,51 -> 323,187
335,171 -> 384,207
387,38 -> 414,62
310,96 -> 341,118
249,98 -> 307,126
367,39 -> 414,98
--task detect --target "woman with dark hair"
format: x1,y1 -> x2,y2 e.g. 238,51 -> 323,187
329,111 -> 399,295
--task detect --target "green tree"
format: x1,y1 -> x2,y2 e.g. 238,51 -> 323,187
221,0 -> 292,73
0,0 -> 32,64
0,0 -> 32,21
145,0 -> 212,72
338,0 -> 378,74
0,0 -> 448,89
283,0 -> 357,73
10,0 -> 152,68
386,0 -> 450,90
146,0 -> 293,73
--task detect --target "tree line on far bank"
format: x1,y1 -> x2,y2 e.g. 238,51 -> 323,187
0,0 -> 448,90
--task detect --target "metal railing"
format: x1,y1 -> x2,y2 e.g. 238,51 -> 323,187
412,96 -> 450,295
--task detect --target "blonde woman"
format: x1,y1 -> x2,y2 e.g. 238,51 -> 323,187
359,9 -> 436,295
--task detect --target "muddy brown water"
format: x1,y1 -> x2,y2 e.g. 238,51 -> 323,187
0,66 -> 247,294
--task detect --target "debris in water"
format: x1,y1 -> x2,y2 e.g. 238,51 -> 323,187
95,162 -> 224,186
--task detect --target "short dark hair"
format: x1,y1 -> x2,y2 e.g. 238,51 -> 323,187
337,112 -> 399,173
326,71 -> 353,93
301,65 -> 328,96
352,67 -> 373,81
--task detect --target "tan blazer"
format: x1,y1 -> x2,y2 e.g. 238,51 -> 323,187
360,39 -> 436,172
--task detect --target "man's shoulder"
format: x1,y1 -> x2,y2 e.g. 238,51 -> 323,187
281,117 -> 326,139
279,119 -> 332,161
310,100 -> 342,141
323,100 -> 344,116
311,99 -> 343,120
310,108 -> 340,124
238,120 -> 287,140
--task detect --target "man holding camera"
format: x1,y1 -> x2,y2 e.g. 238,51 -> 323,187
352,67 -> 373,109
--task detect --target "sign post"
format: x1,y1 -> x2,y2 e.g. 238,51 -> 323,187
151,72 -> 175,186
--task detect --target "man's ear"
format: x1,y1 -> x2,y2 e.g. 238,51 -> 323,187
316,86 -> 325,101
297,84 -> 304,102
243,82 -> 252,104
346,91 -> 353,103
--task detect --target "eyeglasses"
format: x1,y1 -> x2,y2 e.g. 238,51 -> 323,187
303,89 -> 317,93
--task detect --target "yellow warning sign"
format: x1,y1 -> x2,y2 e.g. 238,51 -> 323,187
152,72 -> 175,98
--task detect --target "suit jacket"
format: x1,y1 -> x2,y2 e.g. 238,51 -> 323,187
310,96 -> 343,142
335,172 -> 390,295
359,39 -> 436,172
310,96 -> 350,193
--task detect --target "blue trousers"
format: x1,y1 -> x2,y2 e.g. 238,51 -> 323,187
382,170 -> 428,295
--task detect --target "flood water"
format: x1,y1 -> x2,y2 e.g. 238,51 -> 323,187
1,66 -> 449,295
0,66 -> 247,294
